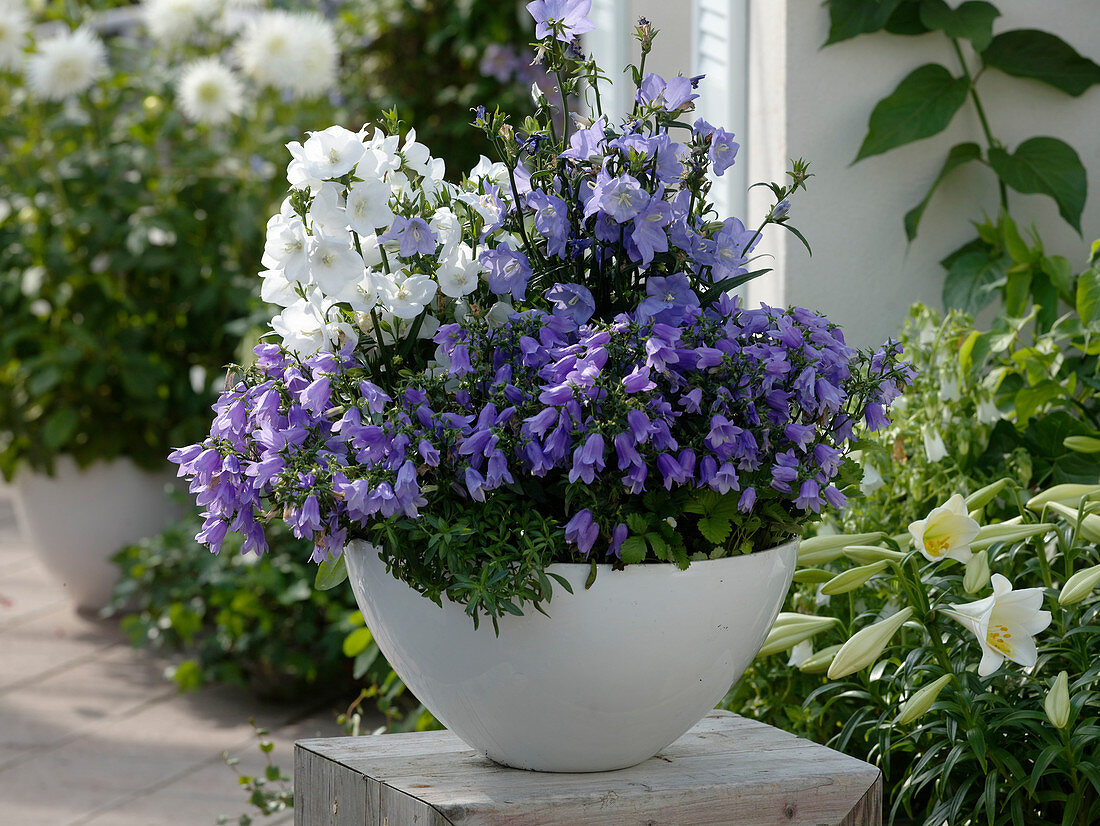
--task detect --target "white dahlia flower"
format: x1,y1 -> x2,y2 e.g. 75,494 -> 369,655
142,0 -> 220,46
237,10 -> 338,97
177,58 -> 244,125
26,28 -> 107,101
0,5 -> 29,72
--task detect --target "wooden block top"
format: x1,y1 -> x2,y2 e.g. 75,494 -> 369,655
295,710 -> 881,825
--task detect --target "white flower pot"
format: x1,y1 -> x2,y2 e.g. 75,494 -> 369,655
345,537 -> 797,772
12,456 -> 182,610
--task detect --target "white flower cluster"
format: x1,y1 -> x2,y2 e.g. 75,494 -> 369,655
262,125 -> 496,356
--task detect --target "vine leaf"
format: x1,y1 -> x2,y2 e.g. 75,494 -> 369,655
918,0 -> 1000,51
855,64 -> 970,162
942,250 -> 1007,316
982,29 -> 1100,97
824,0 -> 902,45
988,137 -> 1086,233
904,142 -> 982,241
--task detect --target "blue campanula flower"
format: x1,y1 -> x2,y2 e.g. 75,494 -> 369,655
547,282 -> 595,328
526,0 -> 594,42
481,246 -> 532,300
564,508 -> 599,554
388,215 -> 438,258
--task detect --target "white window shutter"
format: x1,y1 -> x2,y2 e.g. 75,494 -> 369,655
585,0 -> 633,122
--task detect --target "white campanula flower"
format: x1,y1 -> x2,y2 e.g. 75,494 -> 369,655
259,268 -> 298,307
270,292 -> 331,355
378,271 -> 438,319
942,573 -> 1052,677
419,158 -> 449,199
308,233 -> 365,296
308,182 -> 348,235
922,425 -> 947,462
346,178 -> 394,235
908,493 -> 979,563
787,639 -> 813,668
176,58 -> 244,125
358,235 -> 384,268
237,10 -> 337,97
436,244 -> 482,299
143,0 -> 220,46
26,27 -> 107,101
860,462 -> 884,496
262,213 -> 310,283
468,154 -> 510,187
301,126 -> 366,181
0,5 -> 29,72
429,207 -> 461,252
325,272 -> 378,313
400,128 -> 431,176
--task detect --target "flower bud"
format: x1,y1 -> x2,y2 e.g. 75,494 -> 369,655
758,615 -> 839,658
792,567 -> 835,584
1026,484 -> 1100,513
843,545 -> 906,564
819,560 -> 890,596
798,643 -> 842,674
965,478 -> 1009,510
970,521 -> 1054,551
895,674 -> 952,725
1063,436 -> 1100,454
827,607 -> 914,680
1058,563 -> 1100,606
1044,502 -> 1100,544
1044,671 -> 1070,729
798,532 -> 885,566
963,551 -> 990,594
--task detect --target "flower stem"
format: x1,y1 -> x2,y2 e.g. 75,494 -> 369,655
951,38 -> 1008,209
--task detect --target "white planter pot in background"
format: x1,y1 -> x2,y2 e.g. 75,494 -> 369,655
12,456 -> 182,610
346,538 -> 797,772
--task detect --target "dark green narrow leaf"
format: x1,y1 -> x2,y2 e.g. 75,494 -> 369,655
988,137 -> 1087,233
982,29 -> 1100,97
855,64 -> 969,161
942,251 -> 1007,315
904,142 -> 982,240
824,0 -> 902,45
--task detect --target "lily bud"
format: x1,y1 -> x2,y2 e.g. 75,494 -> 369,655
798,532 -> 885,565
843,545 -> 906,564
792,567 -> 835,584
970,521 -> 1054,551
1026,484 -> 1100,513
965,478 -> 1009,510
758,615 -> 839,658
1063,436 -> 1100,454
1044,671 -> 1070,729
1058,563 -> 1100,606
819,560 -> 890,596
895,674 -> 952,725
827,607 -> 914,680
963,551 -> 990,594
798,644 -> 842,674
1044,502 -> 1100,544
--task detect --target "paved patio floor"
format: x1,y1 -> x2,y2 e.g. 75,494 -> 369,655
0,492 -> 371,825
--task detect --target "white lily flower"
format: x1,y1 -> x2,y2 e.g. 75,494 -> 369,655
908,493 -> 979,563
308,233 -> 364,296
301,125 -> 366,180
345,178 -> 394,235
923,426 -> 948,462
378,272 -> 437,319
942,573 -> 1052,677
262,213 -> 309,283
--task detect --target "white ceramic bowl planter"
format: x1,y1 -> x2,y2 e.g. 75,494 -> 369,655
345,538 -> 798,772
12,456 -> 182,610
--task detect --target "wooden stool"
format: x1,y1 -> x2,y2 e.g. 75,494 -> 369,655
294,710 -> 881,825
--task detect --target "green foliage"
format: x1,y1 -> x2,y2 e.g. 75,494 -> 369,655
106,508 -> 362,700
824,0 -> 1097,319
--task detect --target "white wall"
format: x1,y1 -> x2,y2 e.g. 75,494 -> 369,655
746,0 -> 1100,348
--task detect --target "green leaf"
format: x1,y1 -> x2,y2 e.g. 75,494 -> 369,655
904,142 -> 982,240
919,0 -> 1000,51
982,29 -> 1100,97
1041,255 -> 1074,298
314,554 -> 348,591
697,516 -> 731,544
619,535 -> 648,565
988,137 -> 1087,233
824,0 -> 902,45
855,64 -> 970,161
342,627 -> 374,658
943,251 -> 1007,315
884,3 -> 930,36
1015,380 -> 1064,423
41,408 -> 79,450
625,512 -> 649,534
1077,267 -> 1100,328
646,532 -> 670,560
